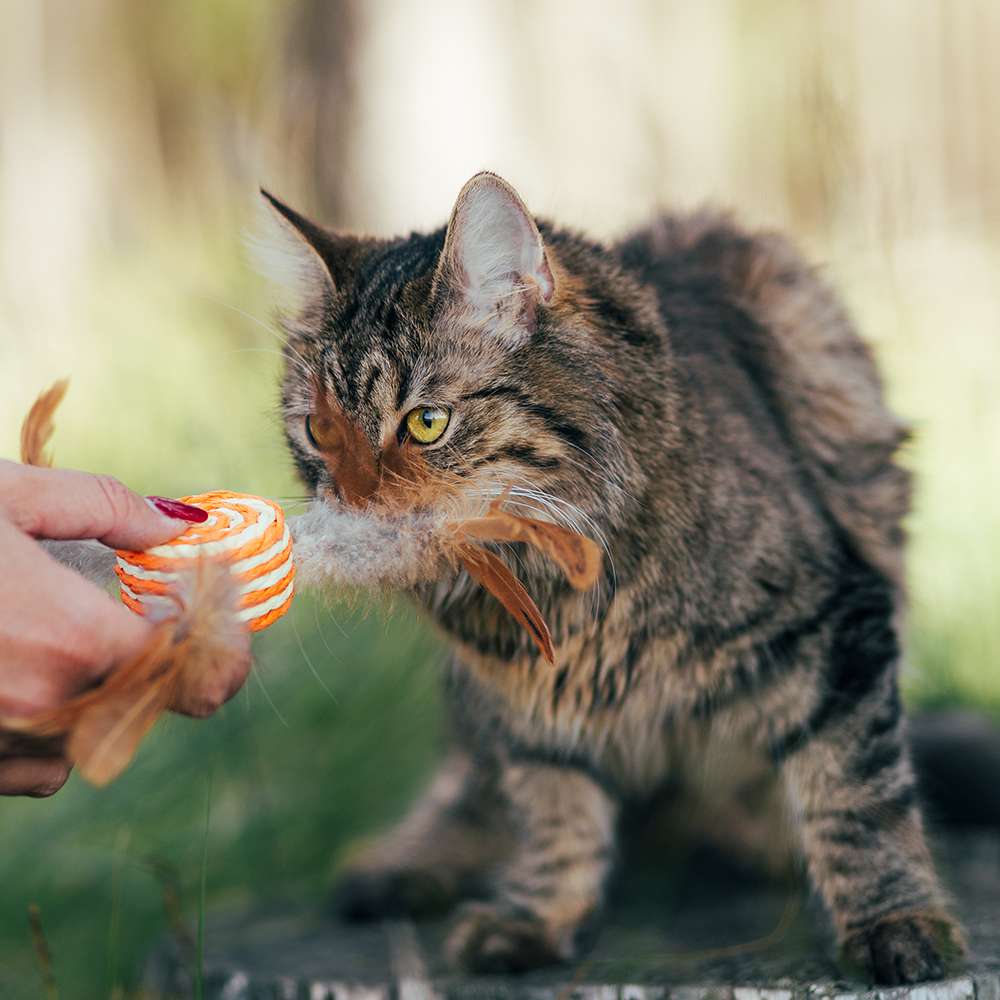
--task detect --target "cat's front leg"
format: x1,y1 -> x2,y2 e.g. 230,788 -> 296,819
334,749 -> 513,920
446,759 -> 618,973
779,677 -> 965,984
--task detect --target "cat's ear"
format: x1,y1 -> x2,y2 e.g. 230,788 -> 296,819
436,172 -> 555,348
254,190 -> 360,303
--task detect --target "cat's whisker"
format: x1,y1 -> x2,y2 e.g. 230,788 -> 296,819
503,484 -> 617,607
505,483 -> 608,550
559,450 -> 638,503
193,291 -> 290,346
290,610 -> 335,696
198,288 -> 319,378
324,603 -> 352,641
211,347 -> 314,383
250,662 -> 289,727
211,346 -> 316,386
213,347 -> 313,375
308,592 -> 344,665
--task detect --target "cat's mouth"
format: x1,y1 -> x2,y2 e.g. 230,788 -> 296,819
292,480 -> 602,666
294,388 -> 602,663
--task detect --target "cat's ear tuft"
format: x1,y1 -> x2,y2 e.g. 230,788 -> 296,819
251,190 -> 358,306
437,172 -> 554,347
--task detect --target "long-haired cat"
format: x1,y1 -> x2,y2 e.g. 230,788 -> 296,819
264,172 -> 964,983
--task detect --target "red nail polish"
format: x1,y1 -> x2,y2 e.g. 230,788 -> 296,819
146,496 -> 209,522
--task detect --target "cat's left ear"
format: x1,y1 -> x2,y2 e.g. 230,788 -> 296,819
436,172 -> 555,348
254,190 -> 361,304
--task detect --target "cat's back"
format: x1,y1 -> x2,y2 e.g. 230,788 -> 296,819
617,213 -> 910,585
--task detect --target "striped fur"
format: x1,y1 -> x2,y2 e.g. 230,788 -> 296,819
269,174 -> 963,983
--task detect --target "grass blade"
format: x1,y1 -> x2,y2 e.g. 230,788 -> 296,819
195,770 -> 213,1000
27,903 -> 59,1000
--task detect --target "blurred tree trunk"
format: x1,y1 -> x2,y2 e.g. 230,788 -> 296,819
285,0 -> 356,225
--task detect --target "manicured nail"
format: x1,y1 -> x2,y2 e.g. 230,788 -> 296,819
145,496 -> 209,522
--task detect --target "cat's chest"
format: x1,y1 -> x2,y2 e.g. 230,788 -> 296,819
444,584 -> 807,793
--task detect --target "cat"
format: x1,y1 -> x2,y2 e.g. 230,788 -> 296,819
263,171 -> 965,983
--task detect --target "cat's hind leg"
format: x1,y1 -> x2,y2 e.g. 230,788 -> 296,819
445,760 -> 619,973
334,749 -> 513,920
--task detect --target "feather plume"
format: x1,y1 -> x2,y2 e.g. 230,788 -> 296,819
288,496 -> 602,662
40,539 -> 118,588
20,379 -> 69,466
456,543 -> 556,664
455,504 -> 602,590
4,560 -> 246,786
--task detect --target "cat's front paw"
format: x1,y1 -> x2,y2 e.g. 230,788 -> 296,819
840,909 -> 966,984
445,903 -> 566,973
333,866 -> 458,921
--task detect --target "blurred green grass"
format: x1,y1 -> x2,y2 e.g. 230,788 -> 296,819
0,593 -> 445,999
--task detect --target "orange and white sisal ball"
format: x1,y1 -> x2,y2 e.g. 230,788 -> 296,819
114,492 -> 294,632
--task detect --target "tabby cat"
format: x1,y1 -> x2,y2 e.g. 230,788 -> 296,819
265,172 -> 963,982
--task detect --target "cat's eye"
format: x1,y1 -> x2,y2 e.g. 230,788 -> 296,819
304,413 -> 340,452
405,407 -> 450,444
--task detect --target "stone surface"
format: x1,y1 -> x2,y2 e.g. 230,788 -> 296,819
144,827 -> 1000,1000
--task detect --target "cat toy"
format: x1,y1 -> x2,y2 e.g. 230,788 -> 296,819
115,491 -> 295,631
8,382 -> 601,786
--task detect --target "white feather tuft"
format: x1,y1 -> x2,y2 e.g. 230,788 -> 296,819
288,502 -> 458,591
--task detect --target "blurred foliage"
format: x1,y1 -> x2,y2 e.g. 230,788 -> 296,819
1,0 -> 1000,994
0,597 -> 445,999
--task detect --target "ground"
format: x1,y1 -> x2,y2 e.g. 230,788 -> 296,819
145,824 -> 1000,1000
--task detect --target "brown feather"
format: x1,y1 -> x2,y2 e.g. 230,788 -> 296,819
20,379 -> 69,466
457,506 -> 602,590
68,639 -> 179,786
456,542 -> 555,665
3,560 -> 246,786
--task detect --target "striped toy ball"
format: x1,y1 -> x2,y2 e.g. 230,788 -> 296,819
115,492 -> 294,632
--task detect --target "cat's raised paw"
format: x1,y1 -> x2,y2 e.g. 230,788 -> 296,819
445,903 -> 565,973
840,909 -> 966,985
332,866 -> 458,922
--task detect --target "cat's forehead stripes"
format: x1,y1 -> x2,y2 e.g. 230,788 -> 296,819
314,230 -> 447,415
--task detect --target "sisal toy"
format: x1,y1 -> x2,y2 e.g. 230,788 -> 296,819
115,491 -> 294,632
10,382 -> 601,786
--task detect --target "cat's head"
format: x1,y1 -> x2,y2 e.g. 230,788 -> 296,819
262,172 -> 644,536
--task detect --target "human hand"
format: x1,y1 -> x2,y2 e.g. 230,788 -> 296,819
0,460 -> 250,796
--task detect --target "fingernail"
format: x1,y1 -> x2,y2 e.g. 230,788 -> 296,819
145,496 -> 209,522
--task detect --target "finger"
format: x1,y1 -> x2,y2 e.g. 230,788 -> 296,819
0,460 -> 206,549
0,757 -> 72,797
0,520 -> 156,714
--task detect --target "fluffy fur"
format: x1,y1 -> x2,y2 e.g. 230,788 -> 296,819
291,502 -> 457,590
40,538 -> 118,588
264,172 -> 962,983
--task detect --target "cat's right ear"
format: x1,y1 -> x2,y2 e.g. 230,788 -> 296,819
435,172 -> 555,348
253,190 -> 358,304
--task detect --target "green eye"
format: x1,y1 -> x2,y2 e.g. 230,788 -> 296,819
405,406 -> 450,444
